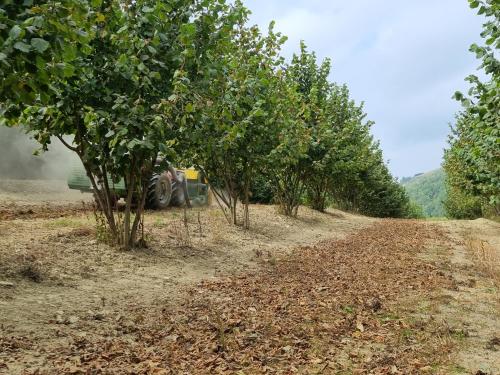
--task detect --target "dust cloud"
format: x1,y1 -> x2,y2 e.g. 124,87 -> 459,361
0,126 -> 78,180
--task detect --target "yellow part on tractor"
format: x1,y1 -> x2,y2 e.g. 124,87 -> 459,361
183,168 -> 199,181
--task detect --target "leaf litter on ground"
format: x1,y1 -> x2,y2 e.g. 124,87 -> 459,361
5,220 -> 456,374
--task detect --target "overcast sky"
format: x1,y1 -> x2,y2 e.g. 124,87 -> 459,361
247,0 -> 484,178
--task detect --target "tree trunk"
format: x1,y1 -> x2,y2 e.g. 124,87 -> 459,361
243,182 -> 250,230
130,179 -> 148,247
122,171 -> 136,250
231,196 -> 238,226
80,159 -> 118,244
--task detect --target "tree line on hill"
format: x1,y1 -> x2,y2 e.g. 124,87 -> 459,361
443,0 -> 499,220
401,169 -> 446,218
1,0 -> 417,249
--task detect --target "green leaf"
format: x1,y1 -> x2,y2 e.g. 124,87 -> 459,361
62,44 -> 77,61
58,63 -> 75,77
31,38 -> 50,53
13,41 -> 31,53
117,54 -> 128,66
179,23 -> 197,44
35,55 -> 46,69
149,71 -> 161,80
117,26 -> 128,34
9,25 -> 22,39
127,139 -> 141,149
469,0 -> 479,8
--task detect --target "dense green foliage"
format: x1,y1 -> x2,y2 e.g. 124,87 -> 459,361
401,169 -> 446,217
1,0 -> 415,247
443,0 -> 499,219
443,185 -> 483,219
1,0 -> 239,247
0,0 -> 94,110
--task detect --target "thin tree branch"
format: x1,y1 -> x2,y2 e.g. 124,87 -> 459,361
56,135 -> 78,153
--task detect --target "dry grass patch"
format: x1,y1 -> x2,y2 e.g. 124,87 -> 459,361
464,233 -> 500,289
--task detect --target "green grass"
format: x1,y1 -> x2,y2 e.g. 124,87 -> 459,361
400,328 -> 414,340
152,217 -> 167,227
44,217 -> 89,229
446,364 -> 469,374
341,305 -> 355,314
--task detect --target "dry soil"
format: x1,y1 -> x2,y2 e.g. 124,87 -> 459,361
0,180 -> 498,374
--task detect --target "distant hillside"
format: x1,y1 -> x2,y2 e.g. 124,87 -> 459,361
401,169 -> 446,217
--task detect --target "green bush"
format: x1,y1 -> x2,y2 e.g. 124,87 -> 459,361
405,202 -> 425,219
249,175 -> 274,204
444,188 -> 483,220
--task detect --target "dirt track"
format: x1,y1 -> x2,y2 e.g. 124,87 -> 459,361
0,181 -> 499,374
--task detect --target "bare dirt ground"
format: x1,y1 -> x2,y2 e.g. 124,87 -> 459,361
0,180 -> 92,220
0,180 -> 499,374
0,180 -> 93,206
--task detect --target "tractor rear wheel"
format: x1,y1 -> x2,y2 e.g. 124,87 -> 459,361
146,174 -> 172,210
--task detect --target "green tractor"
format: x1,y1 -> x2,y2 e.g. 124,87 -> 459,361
67,163 -> 209,209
